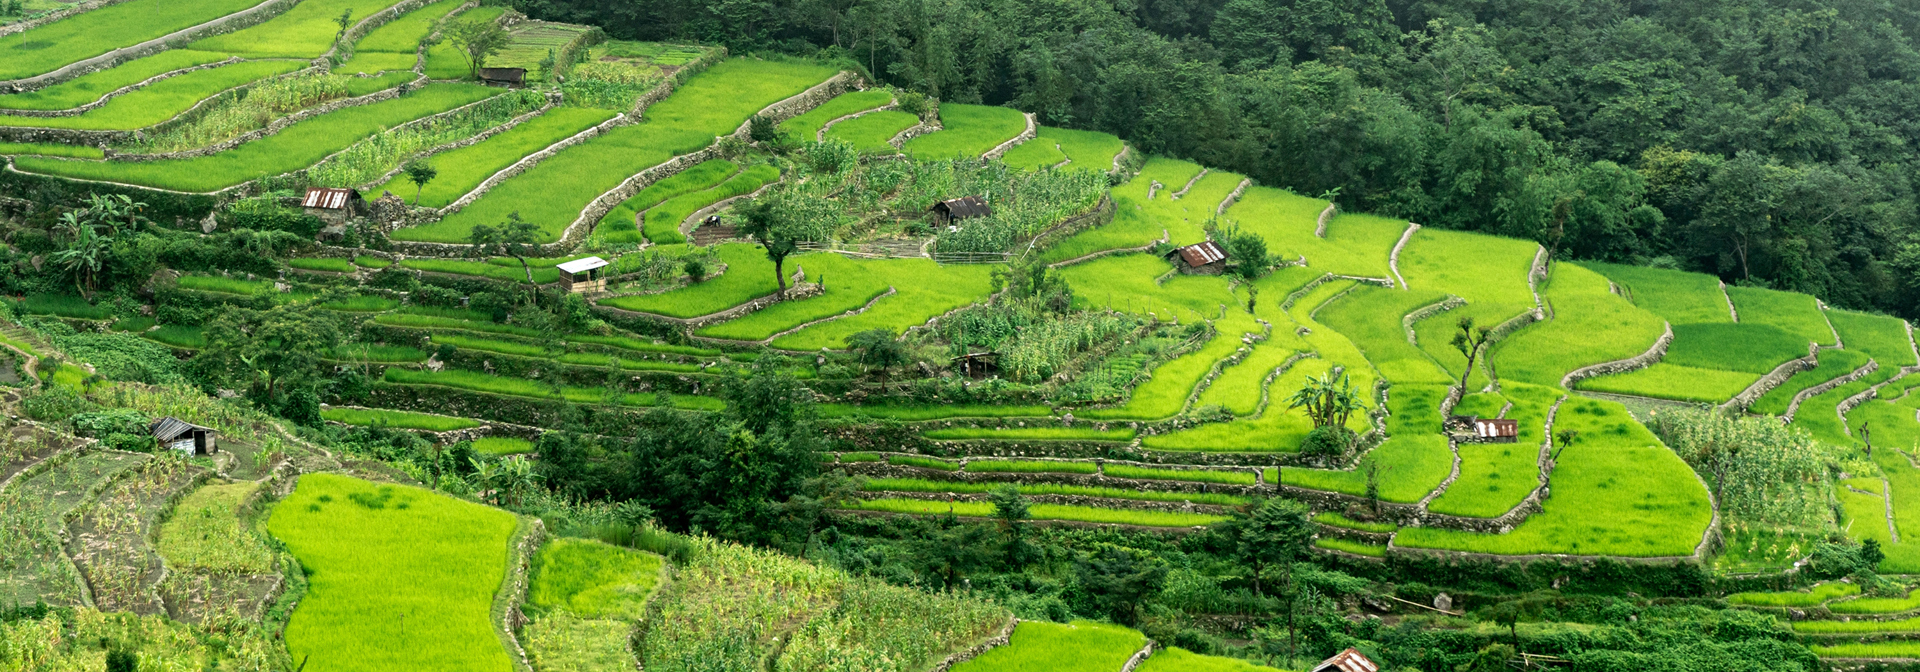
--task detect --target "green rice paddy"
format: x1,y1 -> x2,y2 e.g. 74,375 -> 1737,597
903,103 -> 1028,160
375,106 -> 616,207
950,620 -> 1143,672
824,109 -> 919,153
527,537 -> 663,621
321,406 -> 483,431
642,163 -> 779,244
192,0 -> 413,59
778,89 -> 890,140
0,0 -> 260,80
862,477 -> 1254,507
1726,285 -> 1837,347
0,60 -> 308,130
593,158 -> 735,243
0,50 -> 228,111
854,498 -> 1228,527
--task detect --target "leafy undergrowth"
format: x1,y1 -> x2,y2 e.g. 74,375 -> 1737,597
852,498 -> 1229,527
1726,581 -> 1860,607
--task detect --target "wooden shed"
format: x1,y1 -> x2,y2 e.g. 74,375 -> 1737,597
478,67 -> 527,88
151,416 -> 217,456
1311,648 -> 1379,672
929,196 -> 992,229
557,256 -> 610,293
1165,241 -> 1228,275
953,351 -> 999,379
301,187 -> 364,224
1472,417 -> 1519,443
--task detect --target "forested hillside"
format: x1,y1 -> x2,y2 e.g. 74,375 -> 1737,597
519,0 -> 1920,315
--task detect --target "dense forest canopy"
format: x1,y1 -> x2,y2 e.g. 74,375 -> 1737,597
516,0 -> 1920,315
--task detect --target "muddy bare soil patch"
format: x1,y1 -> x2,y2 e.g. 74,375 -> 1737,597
67,457 -> 209,614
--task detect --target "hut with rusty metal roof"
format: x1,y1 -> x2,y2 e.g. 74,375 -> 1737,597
1165,240 -> 1228,275
1311,648 -> 1379,672
301,187 -> 364,225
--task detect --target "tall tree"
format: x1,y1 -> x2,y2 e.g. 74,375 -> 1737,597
737,196 -> 805,297
403,160 -> 438,205
448,18 -> 509,78
468,212 -> 544,286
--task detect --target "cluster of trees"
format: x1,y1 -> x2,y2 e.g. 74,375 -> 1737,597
513,0 -> 1920,316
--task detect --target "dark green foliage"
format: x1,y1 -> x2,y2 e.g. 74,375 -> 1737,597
106,650 -> 136,672
222,196 -> 325,238
22,386 -> 95,424
1074,545 -> 1168,626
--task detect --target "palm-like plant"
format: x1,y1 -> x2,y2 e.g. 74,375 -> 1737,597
1287,371 -> 1361,430
51,220 -> 109,299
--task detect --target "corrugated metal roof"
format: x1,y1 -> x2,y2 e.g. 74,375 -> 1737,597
302,187 -> 358,210
1475,418 -> 1518,438
557,256 -> 609,274
1311,648 -> 1379,672
150,416 -> 214,442
934,196 -> 992,219
479,67 -> 526,81
1175,241 -> 1227,267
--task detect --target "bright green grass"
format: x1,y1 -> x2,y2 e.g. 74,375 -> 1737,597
852,496 -> 1235,526
1061,251 -> 1239,320
824,109 -> 918,153
179,274 -> 273,294
15,84 -> 498,191
563,333 -> 719,357
967,459 -> 1098,475
401,258 -> 561,284
527,537 -> 662,620
600,243 -> 774,318
269,473 -> 516,672
642,163 -> 779,244
1136,647 -> 1287,672
778,89 -> 890,140
1748,349 -> 1871,416
771,262 -> 996,351
1426,383 -> 1559,518
555,352 -> 704,373
1044,126 -> 1124,171
1401,227 -> 1538,307
1038,158 -> 1207,264
422,7 -> 506,79
328,343 -> 428,362
694,254 -> 892,341
1226,185 -> 1396,279
1837,477 -> 1892,547
0,141 -> 104,158
19,292 -> 114,319
395,59 -> 839,243
1726,286 -> 1837,347
1795,615 -> 1920,633
1582,261 -> 1733,324
887,454 -> 959,471
355,255 -> 393,268
375,107 -> 616,207
1662,323 -> 1807,373
904,103 -> 1027,160
951,620 -> 1141,672
472,437 -> 533,455
1726,581 -> 1861,607
1830,309 -> 1918,368
1395,395 -> 1713,557
1492,264 -> 1666,388
144,324 -> 207,349
0,0 -> 260,80
818,403 -> 1052,420
1573,363 -> 1758,403
335,51 -> 417,75
109,316 -> 155,332
1081,315 -> 1263,422
0,60 -> 306,130
921,426 -> 1136,442
0,50 -> 227,111
1809,641 -> 1920,658
593,159 -> 735,243
998,133 -> 1066,171
289,257 -> 358,273
192,0 -> 412,58
1316,284 -> 1454,386
1830,589 -> 1920,615
1103,464 -> 1256,485
1313,511 -> 1397,533
431,333 -> 547,358
385,367 -> 664,408
353,0 -> 462,53
319,294 -> 401,312
1315,537 -> 1387,557
321,406 -> 482,431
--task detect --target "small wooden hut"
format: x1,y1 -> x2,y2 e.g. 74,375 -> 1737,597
929,196 -> 992,229
1165,241 -> 1228,275
557,256 -> 610,293
478,67 -> 527,88
151,417 -> 217,456
1472,417 -> 1519,443
953,352 -> 999,379
301,187 -> 364,224
1311,648 -> 1379,672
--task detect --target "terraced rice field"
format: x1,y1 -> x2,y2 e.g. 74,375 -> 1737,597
902,103 -> 1027,160
0,0 -> 262,80
372,106 -> 616,207
825,109 -> 920,153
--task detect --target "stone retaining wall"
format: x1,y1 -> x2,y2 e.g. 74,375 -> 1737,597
0,0 -> 299,94
816,100 -> 897,141
927,617 -> 1018,672
108,77 -> 420,162
1216,178 -> 1251,215
1388,222 -> 1420,289
1528,246 -> 1549,306
1403,296 -> 1466,344
1722,348 -> 1818,412
1120,641 -> 1156,672
494,517 -> 545,672
1561,321 -> 1672,389
2,57 -> 243,118
1315,202 -> 1337,237
889,119 -> 942,148
1168,168 -> 1208,200
981,112 -> 1037,160
1721,280 -> 1740,322
1785,359 -> 1878,422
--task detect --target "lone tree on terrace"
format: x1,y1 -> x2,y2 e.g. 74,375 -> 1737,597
448,18 -> 509,79
737,196 -> 805,297
403,160 -> 438,205
469,212 -> 543,286
1450,315 -> 1494,393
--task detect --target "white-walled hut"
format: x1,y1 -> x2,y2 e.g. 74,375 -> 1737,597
1165,240 -> 1228,275
557,256 -> 610,293
301,187 -> 365,225
151,417 -> 217,456
929,195 -> 992,229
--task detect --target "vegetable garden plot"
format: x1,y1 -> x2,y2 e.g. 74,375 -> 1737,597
0,60 -> 305,130
592,158 -> 735,243
1490,264 -> 1666,388
694,252 -> 891,341
1726,285 -> 1837,347
642,163 -> 779,244
191,0 -> 413,58
600,243 -> 775,318
950,620 -> 1144,672
824,109 -> 919,153
0,0 -> 261,80
778,89 -> 891,140
154,481 -> 274,575
0,450 -> 149,608
0,50 -> 227,111
321,406 -> 482,431
395,58 -> 839,243
1036,157 -> 1204,265
1395,395 -> 1713,557
1574,363 -> 1759,403
770,262 -> 996,351
1582,261 -> 1733,324
373,107 -> 616,207
269,474 -> 517,672
1281,384 -> 1453,502
903,103 -> 1028,160
1426,382 -> 1559,517
489,22 -> 593,79
15,83 -> 498,191
1829,309 -> 1918,368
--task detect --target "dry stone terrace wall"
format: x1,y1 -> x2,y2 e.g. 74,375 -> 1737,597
108,76 -> 425,162
1560,321 -> 1672,389
1722,347 -> 1818,411
2,57 -> 244,118
0,0 -> 131,37
838,460 -> 1265,498
926,616 -> 1017,672
1785,358 -> 1879,422
0,0 -> 300,94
